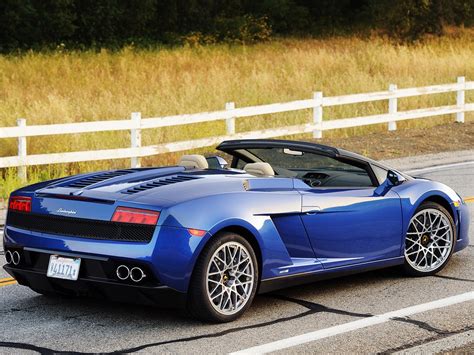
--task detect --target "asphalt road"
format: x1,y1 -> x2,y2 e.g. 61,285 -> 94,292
0,155 -> 473,354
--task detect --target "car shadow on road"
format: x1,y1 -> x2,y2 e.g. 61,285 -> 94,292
4,265 -> 408,324
4,253 -> 471,323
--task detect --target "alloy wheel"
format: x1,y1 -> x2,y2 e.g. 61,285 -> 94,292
206,241 -> 255,315
405,208 -> 454,273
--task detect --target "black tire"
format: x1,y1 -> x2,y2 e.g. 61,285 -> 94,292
403,201 -> 456,276
187,232 -> 259,323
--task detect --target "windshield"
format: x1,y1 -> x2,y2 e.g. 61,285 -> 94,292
245,148 -> 365,173
228,146 -> 374,188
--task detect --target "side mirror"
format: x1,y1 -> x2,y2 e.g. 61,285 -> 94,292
206,155 -> 229,169
374,170 -> 406,196
386,170 -> 406,186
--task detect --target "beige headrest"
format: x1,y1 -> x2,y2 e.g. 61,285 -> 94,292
244,162 -> 274,177
178,154 -> 209,169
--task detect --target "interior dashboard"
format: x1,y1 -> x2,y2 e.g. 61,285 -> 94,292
295,169 -> 374,188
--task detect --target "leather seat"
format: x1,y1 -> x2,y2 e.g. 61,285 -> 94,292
244,162 -> 274,177
178,155 -> 209,169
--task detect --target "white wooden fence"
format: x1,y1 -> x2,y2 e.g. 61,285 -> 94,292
1,77 -> 473,181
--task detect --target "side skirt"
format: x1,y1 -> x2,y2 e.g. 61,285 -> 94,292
258,256 -> 404,294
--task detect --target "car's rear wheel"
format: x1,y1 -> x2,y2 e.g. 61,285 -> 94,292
403,202 -> 455,276
187,232 -> 258,322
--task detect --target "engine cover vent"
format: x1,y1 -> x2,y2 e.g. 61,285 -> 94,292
66,170 -> 136,188
122,175 -> 200,195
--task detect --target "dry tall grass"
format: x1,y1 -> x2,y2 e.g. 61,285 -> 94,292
1,31 -> 474,198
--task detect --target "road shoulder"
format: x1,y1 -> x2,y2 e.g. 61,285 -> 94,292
381,149 -> 474,172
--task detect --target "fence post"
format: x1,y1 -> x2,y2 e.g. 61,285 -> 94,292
130,112 -> 142,168
225,102 -> 235,135
456,76 -> 465,123
313,91 -> 323,139
388,84 -> 397,131
17,118 -> 27,182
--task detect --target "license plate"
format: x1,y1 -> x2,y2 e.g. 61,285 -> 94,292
47,255 -> 81,281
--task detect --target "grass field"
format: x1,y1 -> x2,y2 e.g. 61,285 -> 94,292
1,30 -> 474,200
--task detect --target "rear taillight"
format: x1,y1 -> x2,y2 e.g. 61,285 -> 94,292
8,196 -> 31,212
111,207 -> 160,225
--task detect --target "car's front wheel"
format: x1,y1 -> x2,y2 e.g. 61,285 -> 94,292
187,232 -> 259,322
403,201 -> 456,276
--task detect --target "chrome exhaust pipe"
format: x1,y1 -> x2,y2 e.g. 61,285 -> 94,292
12,251 -> 20,265
130,267 -> 146,283
5,250 -> 12,265
116,265 -> 130,280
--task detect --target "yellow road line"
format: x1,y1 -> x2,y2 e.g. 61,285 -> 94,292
0,277 -> 17,287
464,196 -> 474,203
0,280 -> 17,287
0,277 -> 15,283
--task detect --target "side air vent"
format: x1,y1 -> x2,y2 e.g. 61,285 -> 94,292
66,170 -> 136,188
122,175 -> 200,195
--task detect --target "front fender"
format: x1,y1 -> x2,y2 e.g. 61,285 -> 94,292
393,179 -> 465,254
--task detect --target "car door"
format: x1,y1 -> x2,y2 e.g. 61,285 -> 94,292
299,187 -> 403,269
216,140 -> 404,269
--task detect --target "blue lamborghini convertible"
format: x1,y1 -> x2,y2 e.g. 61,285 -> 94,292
3,139 -> 470,322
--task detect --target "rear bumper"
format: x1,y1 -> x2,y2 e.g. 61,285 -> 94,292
3,223 -> 210,293
4,265 -> 186,308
